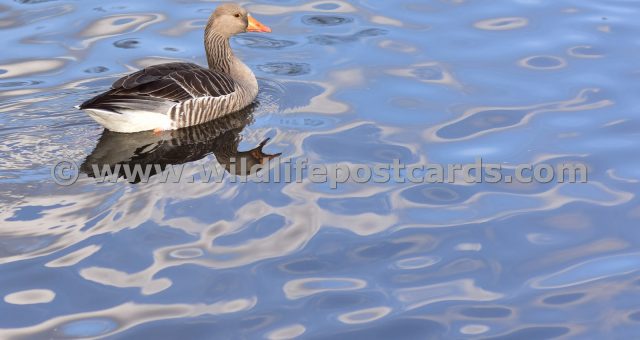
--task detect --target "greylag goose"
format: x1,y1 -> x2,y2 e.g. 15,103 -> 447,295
78,3 -> 271,133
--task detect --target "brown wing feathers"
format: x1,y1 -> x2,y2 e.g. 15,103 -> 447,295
112,62 -> 202,89
79,63 -> 236,113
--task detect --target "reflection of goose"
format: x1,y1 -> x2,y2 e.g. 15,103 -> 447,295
78,3 -> 271,133
80,105 -> 281,183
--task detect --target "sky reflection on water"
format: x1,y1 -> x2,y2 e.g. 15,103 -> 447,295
1,0 -> 640,338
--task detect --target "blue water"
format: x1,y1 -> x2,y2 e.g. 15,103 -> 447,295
1,0 -> 640,338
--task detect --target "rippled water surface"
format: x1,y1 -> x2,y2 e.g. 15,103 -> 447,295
2,0 -> 640,338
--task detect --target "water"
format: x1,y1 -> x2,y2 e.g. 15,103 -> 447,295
1,0 -> 640,338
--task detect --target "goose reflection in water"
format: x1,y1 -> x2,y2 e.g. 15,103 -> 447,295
80,104 -> 281,183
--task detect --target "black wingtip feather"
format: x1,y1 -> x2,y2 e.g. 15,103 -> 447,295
79,90 -> 174,114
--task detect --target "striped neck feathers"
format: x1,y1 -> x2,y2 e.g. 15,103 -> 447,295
204,30 -> 233,73
204,31 -> 256,91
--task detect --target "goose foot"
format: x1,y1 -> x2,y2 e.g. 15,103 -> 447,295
252,138 -> 282,163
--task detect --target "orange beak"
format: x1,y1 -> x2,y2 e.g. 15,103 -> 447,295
247,14 -> 271,33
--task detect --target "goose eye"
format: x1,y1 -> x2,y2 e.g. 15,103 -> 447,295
234,13 -> 241,18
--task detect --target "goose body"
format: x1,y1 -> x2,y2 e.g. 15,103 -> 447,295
78,4 -> 271,133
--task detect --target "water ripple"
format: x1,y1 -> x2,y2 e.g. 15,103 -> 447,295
394,279 -> 503,310
0,299 -> 257,338
77,13 -> 165,49
283,278 -> 367,300
235,36 -> 296,49
302,15 -> 353,26
427,88 -> 613,142
518,55 -> 568,70
474,17 -> 529,31
533,253 -> 640,289
266,324 -> 306,340
0,59 -> 66,79
258,62 -> 311,76
309,28 -> 387,45
4,289 -> 55,305
45,244 -> 101,268
338,307 -> 392,324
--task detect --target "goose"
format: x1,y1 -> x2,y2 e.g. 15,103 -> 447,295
78,3 -> 271,133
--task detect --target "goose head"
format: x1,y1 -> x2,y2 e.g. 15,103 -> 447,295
207,3 -> 271,38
